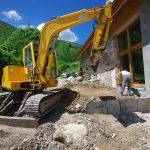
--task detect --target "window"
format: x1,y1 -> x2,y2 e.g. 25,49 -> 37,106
129,21 -> 141,46
25,48 -> 32,67
118,31 -> 128,51
117,19 -> 144,86
120,54 -> 129,71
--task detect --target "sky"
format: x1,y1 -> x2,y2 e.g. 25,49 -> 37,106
0,0 -> 107,44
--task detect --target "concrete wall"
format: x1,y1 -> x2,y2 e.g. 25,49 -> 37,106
96,34 -> 117,74
81,49 -> 94,75
96,69 -> 116,88
85,97 -> 150,117
140,0 -> 150,95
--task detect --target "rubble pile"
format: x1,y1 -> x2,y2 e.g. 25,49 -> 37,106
11,123 -> 64,150
11,112 -> 150,150
0,83 -> 149,150
0,130 -> 10,138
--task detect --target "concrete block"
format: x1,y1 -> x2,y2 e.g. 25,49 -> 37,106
138,97 -> 150,113
84,101 -> 107,114
107,100 -> 120,117
120,99 -> 138,113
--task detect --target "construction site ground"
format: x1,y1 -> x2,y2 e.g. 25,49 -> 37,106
0,82 -> 150,150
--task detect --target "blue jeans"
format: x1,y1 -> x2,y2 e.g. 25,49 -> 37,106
121,75 -> 131,95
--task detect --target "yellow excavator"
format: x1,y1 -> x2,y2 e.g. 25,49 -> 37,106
0,3 -> 112,117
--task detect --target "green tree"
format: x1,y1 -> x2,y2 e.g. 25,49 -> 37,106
55,40 -> 81,75
0,28 -> 40,83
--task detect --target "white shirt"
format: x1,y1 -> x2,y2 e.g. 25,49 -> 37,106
121,70 -> 131,76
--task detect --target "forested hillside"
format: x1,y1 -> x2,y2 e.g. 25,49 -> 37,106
55,40 -> 81,75
0,21 -> 81,83
0,20 -> 16,44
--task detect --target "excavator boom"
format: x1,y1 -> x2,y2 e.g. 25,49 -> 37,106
36,3 -> 112,85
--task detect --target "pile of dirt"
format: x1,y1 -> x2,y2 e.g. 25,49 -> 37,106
65,83 -> 135,113
0,127 -> 34,150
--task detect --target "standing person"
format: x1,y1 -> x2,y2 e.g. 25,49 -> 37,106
117,68 -> 132,96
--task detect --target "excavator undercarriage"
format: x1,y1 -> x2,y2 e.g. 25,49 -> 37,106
0,88 -> 78,128
0,89 -> 65,117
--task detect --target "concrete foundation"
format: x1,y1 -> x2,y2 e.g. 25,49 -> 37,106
85,97 -> 150,117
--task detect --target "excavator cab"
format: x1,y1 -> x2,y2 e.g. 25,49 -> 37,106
22,41 -> 58,89
2,42 -> 37,91
23,42 -> 36,70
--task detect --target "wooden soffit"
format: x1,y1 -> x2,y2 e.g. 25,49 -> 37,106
111,0 -> 140,33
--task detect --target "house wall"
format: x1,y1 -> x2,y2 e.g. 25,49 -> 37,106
81,34 -> 117,87
96,34 -> 117,87
81,48 -> 94,75
140,0 -> 150,95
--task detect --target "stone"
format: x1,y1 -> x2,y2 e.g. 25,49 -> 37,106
75,103 -> 81,109
112,133 -> 116,139
53,123 -> 88,144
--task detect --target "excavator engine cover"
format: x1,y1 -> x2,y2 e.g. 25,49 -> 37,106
2,65 -> 30,91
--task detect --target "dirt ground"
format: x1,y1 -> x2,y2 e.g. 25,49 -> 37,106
0,125 -> 35,150
0,83 -> 150,150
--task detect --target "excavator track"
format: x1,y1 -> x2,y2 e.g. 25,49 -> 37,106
0,89 -> 78,128
24,90 -> 62,117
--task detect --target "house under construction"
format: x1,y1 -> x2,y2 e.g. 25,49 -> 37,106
80,0 -> 150,96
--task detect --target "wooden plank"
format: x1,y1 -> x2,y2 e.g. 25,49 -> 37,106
0,116 -> 39,128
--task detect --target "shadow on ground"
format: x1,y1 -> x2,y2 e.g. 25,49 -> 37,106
118,112 -> 145,127
99,96 -> 117,101
39,89 -> 78,124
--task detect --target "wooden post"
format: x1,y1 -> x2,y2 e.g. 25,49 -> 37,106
127,27 -> 134,85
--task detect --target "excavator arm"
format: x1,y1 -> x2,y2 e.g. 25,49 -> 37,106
36,3 -> 112,85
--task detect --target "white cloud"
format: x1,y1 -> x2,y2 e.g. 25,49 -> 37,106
18,25 -> 35,29
58,29 -> 78,42
106,0 -> 114,4
37,24 -> 78,42
37,23 -> 45,31
18,25 -> 28,28
2,10 -> 22,21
